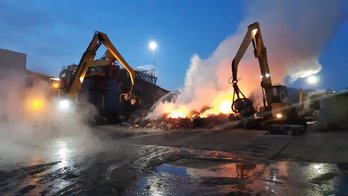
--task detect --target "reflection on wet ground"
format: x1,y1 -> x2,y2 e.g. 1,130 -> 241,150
0,136 -> 99,195
128,159 -> 348,195
1,135 -> 348,195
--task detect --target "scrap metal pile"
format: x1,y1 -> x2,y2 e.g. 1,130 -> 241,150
127,112 -> 231,129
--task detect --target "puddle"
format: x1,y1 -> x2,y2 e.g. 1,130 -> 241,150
156,159 -> 264,179
128,159 -> 348,195
128,159 -> 267,195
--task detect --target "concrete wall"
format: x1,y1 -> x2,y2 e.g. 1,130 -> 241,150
319,92 -> 348,130
0,49 -> 26,70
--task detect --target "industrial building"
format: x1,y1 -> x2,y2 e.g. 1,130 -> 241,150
0,49 -> 53,85
0,49 -> 26,71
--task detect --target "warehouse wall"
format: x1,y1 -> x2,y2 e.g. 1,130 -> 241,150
0,49 -> 26,71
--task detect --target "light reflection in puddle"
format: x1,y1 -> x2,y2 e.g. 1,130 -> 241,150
265,161 -> 341,195
132,159 -> 267,195
130,160 -> 348,195
157,159 -> 265,179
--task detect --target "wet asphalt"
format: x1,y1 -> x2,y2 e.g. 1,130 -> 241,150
1,127 -> 348,195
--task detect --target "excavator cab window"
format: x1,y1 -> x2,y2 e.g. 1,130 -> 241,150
271,85 -> 288,104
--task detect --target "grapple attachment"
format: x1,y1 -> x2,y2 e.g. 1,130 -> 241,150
119,92 -> 141,105
231,98 -> 255,117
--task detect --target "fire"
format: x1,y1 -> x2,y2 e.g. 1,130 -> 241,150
167,105 -> 190,118
168,110 -> 187,118
218,100 -> 232,114
200,93 -> 233,118
166,92 -> 233,119
149,66 -> 257,120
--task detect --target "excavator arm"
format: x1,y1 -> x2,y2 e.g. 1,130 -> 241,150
231,22 -> 273,116
66,31 -> 139,105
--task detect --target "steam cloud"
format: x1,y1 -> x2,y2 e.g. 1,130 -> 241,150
150,0 -> 346,118
0,71 -> 100,163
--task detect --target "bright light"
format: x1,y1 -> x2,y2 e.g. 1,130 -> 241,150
58,99 -> 71,111
50,77 -> 60,81
149,41 -> 158,77
313,164 -> 321,170
169,110 -> 186,118
149,41 -> 157,50
79,76 -> 85,83
32,100 -> 42,109
260,73 -> 270,78
52,82 -> 60,89
218,100 -> 232,114
307,75 -> 318,84
276,113 -> 283,119
252,29 -> 258,37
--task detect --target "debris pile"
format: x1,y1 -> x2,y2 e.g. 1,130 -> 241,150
127,113 -> 231,129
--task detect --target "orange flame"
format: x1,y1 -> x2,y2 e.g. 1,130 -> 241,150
199,93 -> 232,118
166,92 -> 233,119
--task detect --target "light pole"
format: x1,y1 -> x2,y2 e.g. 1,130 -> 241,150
149,41 -> 157,76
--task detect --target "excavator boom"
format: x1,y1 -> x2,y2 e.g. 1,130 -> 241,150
65,31 -> 138,105
231,22 -> 273,116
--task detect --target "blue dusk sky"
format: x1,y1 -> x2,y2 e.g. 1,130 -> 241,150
0,0 -> 347,90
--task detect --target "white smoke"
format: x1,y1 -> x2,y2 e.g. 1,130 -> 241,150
150,0 -> 346,118
244,0 -> 346,82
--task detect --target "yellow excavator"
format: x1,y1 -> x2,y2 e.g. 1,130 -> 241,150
58,31 -> 140,106
230,22 -> 306,135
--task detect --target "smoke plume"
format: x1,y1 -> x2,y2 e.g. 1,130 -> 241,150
150,0 -> 346,118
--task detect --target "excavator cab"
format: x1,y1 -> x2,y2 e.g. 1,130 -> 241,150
271,85 -> 288,104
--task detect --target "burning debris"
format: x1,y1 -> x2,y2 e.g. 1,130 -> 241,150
120,88 -> 234,129
129,114 -> 231,130
127,105 -> 233,129
148,91 -> 234,119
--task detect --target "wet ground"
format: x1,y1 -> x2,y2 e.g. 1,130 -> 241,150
1,126 -> 348,195
130,159 -> 348,195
